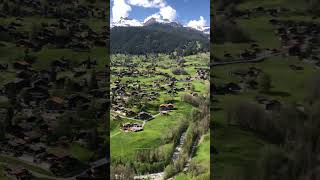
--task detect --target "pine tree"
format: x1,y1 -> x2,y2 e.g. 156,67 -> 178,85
259,73 -> 272,93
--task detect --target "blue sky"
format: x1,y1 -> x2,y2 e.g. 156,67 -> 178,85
111,0 -> 210,28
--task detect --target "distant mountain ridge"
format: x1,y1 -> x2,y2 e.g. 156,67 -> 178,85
111,17 -> 210,34
110,21 -> 209,54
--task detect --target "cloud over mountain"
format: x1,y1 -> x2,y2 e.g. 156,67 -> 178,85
111,0 -> 208,33
112,0 -> 176,23
127,0 -> 166,8
187,16 -> 207,31
112,0 -> 132,22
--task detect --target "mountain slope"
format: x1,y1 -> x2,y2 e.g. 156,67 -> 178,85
110,22 -> 209,54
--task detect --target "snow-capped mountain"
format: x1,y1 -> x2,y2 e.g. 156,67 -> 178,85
111,17 -> 210,35
111,17 -> 142,27
202,26 -> 210,34
184,25 -> 210,34
143,17 -> 169,26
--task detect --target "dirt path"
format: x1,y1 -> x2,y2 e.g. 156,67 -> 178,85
111,131 -> 121,138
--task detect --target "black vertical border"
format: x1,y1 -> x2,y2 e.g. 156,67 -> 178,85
210,0 -> 214,179
106,0 -> 111,178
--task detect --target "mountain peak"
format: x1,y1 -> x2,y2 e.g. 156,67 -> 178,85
111,17 -> 142,28
143,18 -> 183,28
111,17 -> 209,35
143,18 -> 158,26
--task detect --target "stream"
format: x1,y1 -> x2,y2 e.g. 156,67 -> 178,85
134,132 -> 187,180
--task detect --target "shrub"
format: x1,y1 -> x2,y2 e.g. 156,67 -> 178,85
172,67 -> 188,75
189,161 -> 207,177
164,164 -> 176,179
256,146 -> 291,180
182,93 -> 203,107
110,164 -> 135,180
258,73 -> 272,93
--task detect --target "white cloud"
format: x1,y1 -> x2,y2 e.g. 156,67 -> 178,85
159,5 -> 177,21
187,16 -> 207,31
143,5 -> 177,23
112,0 -> 132,22
112,0 -> 177,25
127,0 -> 166,8
127,19 -> 143,26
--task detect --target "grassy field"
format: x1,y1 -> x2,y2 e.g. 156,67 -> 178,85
111,53 -> 209,159
237,0 -> 308,11
213,54 -> 318,178
0,155 -> 53,176
111,101 -> 193,158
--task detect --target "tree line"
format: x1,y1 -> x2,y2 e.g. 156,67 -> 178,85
110,24 -> 209,55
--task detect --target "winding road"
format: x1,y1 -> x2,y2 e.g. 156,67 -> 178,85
211,52 -> 281,66
0,155 -> 108,180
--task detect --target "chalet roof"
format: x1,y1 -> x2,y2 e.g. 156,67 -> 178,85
14,60 -> 30,67
9,138 -> 26,146
28,143 -> 46,151
49,96 -> 64,104
51,151 -> 69,159
24,131 -> 41,139
10,167 -> 28,176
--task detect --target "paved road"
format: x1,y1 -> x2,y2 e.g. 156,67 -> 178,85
211,52 -> 280,66
65,158 -> 109,179
0,155 -> 108,180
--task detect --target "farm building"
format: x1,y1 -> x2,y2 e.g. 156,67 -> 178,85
136,112 -> 153,120
121,123 -> 143,132
159,104 -> 175,111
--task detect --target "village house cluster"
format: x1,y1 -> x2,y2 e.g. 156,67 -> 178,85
1,0 -> 107,19
111,54 -> 209,133
0,56 -> 109,176
212,65 -> 286,112
0,0 -> 109,179
213,10 -> 320,122
270,19 -> 320,63
0,16 -> 108,52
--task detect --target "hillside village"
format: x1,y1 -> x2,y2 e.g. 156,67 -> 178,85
213,0 -> 320,179
0,0 -> 109,179
110,52 -> 210,179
